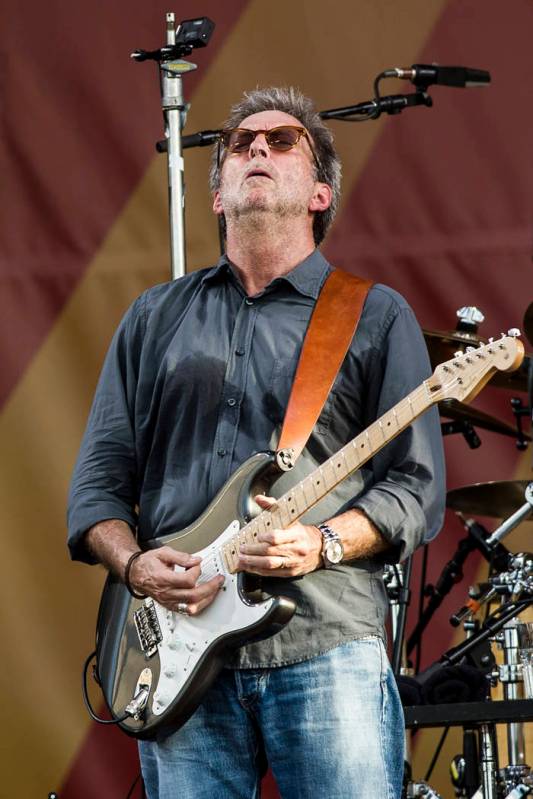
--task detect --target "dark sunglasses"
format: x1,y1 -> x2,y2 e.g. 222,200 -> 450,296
217,125 -> 321,170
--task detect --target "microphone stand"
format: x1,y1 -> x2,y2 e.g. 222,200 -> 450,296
407,519 -> 510,656
132,13 -> 215,280
155,91 -> 435,156
160,14 -> 194,280
319,90 -> 433,120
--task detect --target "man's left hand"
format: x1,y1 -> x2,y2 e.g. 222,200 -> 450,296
237,494 -> 323,577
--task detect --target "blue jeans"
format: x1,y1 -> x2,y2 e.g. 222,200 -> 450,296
139,637 -> 404,798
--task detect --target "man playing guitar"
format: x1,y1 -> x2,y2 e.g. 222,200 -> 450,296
68,86 -> 445,798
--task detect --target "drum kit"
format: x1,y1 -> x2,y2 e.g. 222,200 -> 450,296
389,304 -> 533,798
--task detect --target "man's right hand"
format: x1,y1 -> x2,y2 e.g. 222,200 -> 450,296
85,520 -> 224,617
128,546 -> 224,616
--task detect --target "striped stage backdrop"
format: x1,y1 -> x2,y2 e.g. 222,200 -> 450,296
2,1 -> 533,796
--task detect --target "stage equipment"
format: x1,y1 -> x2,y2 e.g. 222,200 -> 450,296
439,399 -> 528,442
447,482 -> 533,522
390,64 -> 491,89
132,14 -> 215,279
384,558 -> 413,675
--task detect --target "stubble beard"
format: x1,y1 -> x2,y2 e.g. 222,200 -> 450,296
221,174 -> 308,233
222,191 -> 309,234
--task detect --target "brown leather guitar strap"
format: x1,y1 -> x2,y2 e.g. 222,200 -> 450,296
275,269 -> 373,470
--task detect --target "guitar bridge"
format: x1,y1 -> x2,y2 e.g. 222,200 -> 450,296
134,598 -> 163,658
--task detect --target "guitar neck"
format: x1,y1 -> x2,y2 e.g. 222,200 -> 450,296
221,378 -> 438,572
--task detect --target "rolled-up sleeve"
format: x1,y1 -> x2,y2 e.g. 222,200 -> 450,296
352,302 -> 446,561
67,296 -> 145,563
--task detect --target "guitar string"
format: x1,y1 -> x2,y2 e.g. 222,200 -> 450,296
188,345 -> 499,585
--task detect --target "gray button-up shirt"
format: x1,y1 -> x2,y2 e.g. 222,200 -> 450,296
67,250 -> 445,667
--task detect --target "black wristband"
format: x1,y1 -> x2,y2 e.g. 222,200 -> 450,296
124,550 -> 147,599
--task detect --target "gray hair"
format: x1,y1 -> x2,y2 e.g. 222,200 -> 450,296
209,86 -> 342,246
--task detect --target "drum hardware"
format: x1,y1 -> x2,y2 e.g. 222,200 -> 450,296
407,516 -> 509,656
456,307 -> 485,334
451,731 -> 481,797
406,782 -> 444,797
384,558 -> 413,675
403,535 -> 533,798
478,723 -> 499,799
511,399 -> 531,452
439,399 -> 529,444
446,482 -> 533,523
451,548 -> 533,796
426,306 -> 532,448
441,417 -> 482,448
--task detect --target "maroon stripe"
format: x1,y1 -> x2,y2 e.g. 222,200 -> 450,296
0,2 -> 250,409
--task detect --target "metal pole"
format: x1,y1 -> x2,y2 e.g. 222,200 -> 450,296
486,484 -> 533,548
480,723 -> 497,799
502,620 -> 526,766
160,13 -> 195,279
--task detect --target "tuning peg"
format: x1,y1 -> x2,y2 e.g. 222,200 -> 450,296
488,337 -> 494,344
507,328 -> 521,337
454,350 -> 463,358
466,346 -> 476,353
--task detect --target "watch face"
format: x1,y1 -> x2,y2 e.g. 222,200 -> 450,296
325,541 -> 343,564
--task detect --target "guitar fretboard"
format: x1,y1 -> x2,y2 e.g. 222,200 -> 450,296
220,378 -> 439,573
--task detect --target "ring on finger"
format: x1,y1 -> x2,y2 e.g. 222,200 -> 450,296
176,602 -> 189,615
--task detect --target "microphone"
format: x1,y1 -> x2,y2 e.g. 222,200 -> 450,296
392,64 -> 491,89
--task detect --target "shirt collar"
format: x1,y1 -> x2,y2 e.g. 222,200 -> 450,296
201,249 -> 332,300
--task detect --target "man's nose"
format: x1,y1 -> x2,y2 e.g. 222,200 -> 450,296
249,134 -> 270,159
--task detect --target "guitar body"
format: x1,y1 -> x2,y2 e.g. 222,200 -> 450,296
95,452 -> 296,739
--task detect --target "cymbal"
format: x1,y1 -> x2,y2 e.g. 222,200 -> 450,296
424,328 -> 531,393
439,398 -> 529,439
447,480 -> 533,518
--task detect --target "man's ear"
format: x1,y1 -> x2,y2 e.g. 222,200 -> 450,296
213,190 -> 223,215
309,182 -> 332,214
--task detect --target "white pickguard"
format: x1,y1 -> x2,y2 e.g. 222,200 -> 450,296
149,520 -> 274,716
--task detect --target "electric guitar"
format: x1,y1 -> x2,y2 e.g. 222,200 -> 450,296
94,333 -> 523,739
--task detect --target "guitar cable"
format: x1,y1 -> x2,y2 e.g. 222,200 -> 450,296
82,650 -> 130,725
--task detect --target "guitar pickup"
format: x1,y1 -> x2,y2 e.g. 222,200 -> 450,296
134,598 -> 163,658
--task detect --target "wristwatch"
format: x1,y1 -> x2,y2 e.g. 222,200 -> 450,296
317,522 -> 344,568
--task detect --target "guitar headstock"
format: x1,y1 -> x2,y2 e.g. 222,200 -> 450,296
425,332 -> 525,404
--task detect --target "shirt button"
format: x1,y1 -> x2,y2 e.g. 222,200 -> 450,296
245,298 -> 254,306
217,448 -> 227,457
227,398 -> 237,407
235,347 -> 245,356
